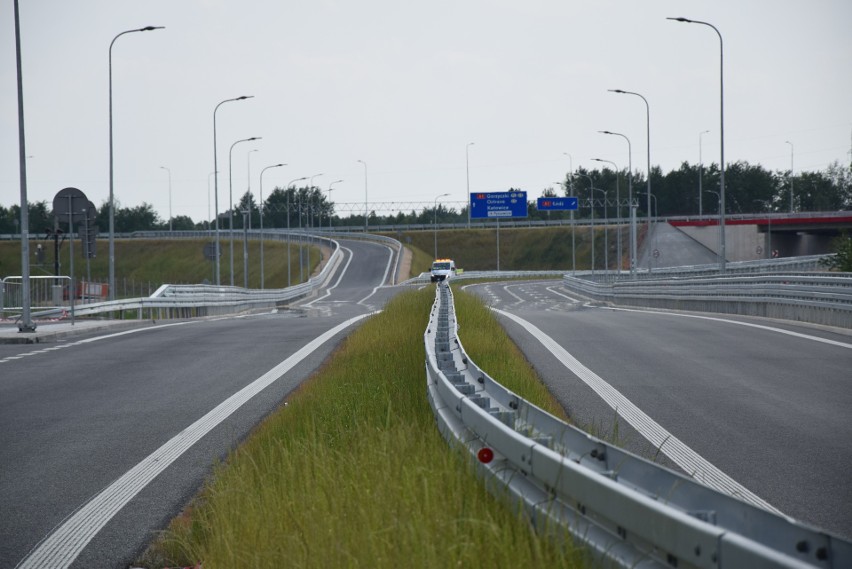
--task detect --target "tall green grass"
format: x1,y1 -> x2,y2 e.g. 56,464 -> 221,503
138,287 -> 584,568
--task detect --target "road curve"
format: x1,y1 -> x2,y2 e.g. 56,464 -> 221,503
463,280 -> 852,540
0,238 -> 403,569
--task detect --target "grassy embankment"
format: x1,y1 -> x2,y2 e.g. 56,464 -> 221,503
0,239 -> 322,295
388,225 -> 630,276
138,286 -> 587,569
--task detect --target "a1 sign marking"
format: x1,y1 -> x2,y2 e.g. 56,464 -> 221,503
537,197 -> 578,211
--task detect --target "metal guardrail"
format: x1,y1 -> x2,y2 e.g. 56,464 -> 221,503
3,230 -> 406,322
563,270 -> 852,329
424,282 -> 852,568
3,235 -> 344,321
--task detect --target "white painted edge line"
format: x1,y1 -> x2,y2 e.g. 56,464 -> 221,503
599,306 -> 852,350
16,313 -> 371,569
500,283 -> 526,306
545,285 -> 581,303
301,246 -> 354,308
490,307 -> 784,516
357,245 -> 394,306
1,323 -> 199,368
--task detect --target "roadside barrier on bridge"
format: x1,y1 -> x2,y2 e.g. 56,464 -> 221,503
563,271 -> 852,329
424,282 -> 851,568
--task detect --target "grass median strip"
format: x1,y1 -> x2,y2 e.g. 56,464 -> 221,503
138,287 -> 583,568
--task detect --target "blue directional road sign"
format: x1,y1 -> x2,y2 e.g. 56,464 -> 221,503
536,197 -> 578,211
470,191 -> 528,219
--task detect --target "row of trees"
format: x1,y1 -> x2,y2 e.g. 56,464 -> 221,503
2,160 -> 850,233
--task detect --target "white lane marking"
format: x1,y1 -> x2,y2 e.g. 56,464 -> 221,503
16,313 -> 372,569
545,285 -> 580,303
600,306 -> 852,350
301,246 -> 354,308
491,307 -> 783,514
501,284 -> 527,306
0,323 -> 198,367
358,245 -> 394,306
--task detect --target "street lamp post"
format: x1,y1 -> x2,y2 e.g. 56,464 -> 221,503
433,192 -> 451,258
699,130 -> 710,217
576,174 -> 596,273
207,171 -> 216,237
309,173 -> 324,229
563,153 -> 576,275
109,25 -> 164,300
228,136 -> 261,286
13,0 -> 35,332
599,131 -> 635,274
159,166 -> 171,231
285,177 -> 307,287
357,160 -> 368,232
785,140 -> 795,212
259,163 -> 285,289
243,149 -> 258,288
608,88 -> 652,272
466,142 -> 474,229
592,187 -> 609,273
213,96 -> 253,286
593,158 -> 620,274
327,179 -> 343,230
641,191 -> 659,269
668,16 -> 726,272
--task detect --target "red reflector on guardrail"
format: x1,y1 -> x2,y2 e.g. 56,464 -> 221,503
477,447 -> 494,464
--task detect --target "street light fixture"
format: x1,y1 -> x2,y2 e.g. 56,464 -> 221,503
599,130 -> 636,274
608,88 -> 652,272
259,163 -> 285,289
159,166 -> 171,231
213,95 -> 253,286
108,25 -> 164,300
285,176 -> 308,287
668,16 -> 727,272
327,179 -> 343,230
228,136 -> 261,286
434,192 -> 451,258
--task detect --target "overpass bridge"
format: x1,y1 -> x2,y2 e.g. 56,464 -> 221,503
655,211 -> 852,266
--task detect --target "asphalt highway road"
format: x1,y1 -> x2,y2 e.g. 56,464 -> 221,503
0,238 -> 403,569
464,280 -> 852,540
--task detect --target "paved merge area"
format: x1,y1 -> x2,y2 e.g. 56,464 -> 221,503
0,318 -> 155,344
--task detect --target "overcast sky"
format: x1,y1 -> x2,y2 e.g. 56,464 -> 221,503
2,0 -> 851,224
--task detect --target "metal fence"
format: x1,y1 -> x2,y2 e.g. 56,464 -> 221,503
425,282 -> 852,568
1,275 -> 71,320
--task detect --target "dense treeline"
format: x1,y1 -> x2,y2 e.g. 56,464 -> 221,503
2,160 -> 850,234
